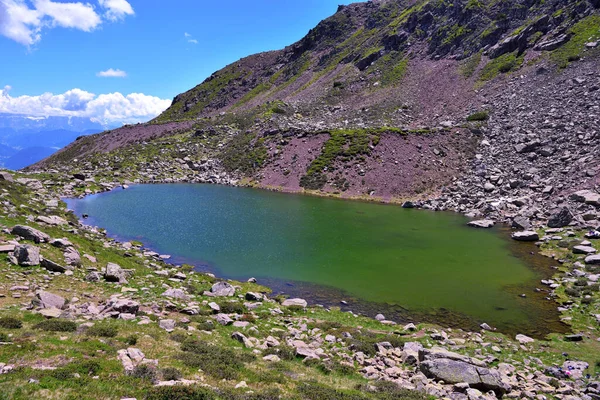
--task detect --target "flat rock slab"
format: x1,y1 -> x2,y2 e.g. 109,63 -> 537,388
511,231 -> 539,242
467,220 -> 495,228
0,244 -> 15,253
571,190 -> 600,206
282,298 -> 308,308
573,245 -> 597,255
585,255 -> 600,265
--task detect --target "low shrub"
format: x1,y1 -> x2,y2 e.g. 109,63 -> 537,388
263,345 -> 295,361
0,317 -> 22,329
466,111 -> 489,121
160,367 -> 182,381
218,302 -> 245,314
34,319 -> 77,332
87,325 -> 118,338
125,335 -> 138,345
132,364 -> 157,382
0,332 -> 11,342
179,339 -> 249,380
145,386 -> 216,400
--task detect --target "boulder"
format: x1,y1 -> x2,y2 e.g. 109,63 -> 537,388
420,358 -> 510,395
210,281 -> 235,297
571,190 -> 600,206
511,231 -> 539,242
13,244 -> 40,266
467,220 -> 495,229
515,334 -> 534,344
33,291 -> 66,309
41,258 -> 71,273
215,313 -> 233,326
0,171 -> 14,182
245,292 -> 264,301
10,225 -> 50,243
85,271 -> 102,282
104,263 -> 128,283
548,207 -> 573,228
162,288 -> 190,300
573,245 -> 597,255
108,299 -> 140,314
35,216 -> 68,226
39,307 -> 63,318
159,319 -> 175,332
64,247 -> 82,267
585,255 -> 600,265
51,238 -> 73,249
282,298 -> 308,308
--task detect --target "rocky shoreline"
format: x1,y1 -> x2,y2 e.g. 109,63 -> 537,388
1,169 -> 600,399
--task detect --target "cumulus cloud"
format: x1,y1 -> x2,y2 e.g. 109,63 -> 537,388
97,68 -> 127,78
188,39 -> 198,44
0,86 -> 171,125
0,0 -> 134,46
98,0 -> 133,21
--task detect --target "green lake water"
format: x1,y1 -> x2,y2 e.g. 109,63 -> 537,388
65,184 -> 566,336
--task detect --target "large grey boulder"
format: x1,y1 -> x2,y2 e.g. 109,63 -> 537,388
420,358 -> 510,395
511,231 -> 539,242
0,171 -> 14,182
282,298 -> 308,308
11,225 -> 50,244
512,216 -> 531,230
14,244 -> 40,266
33,291 -> 66,309
64,247 -> 82,267
548,207 -> 573,228
571,190 -> 600,206
573,245 -> 597,255
104,263 -> 128,283
107,299 -> 140,314
210,281 -> 235,297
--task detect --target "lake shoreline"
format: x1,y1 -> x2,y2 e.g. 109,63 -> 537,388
65,182 -> 568,338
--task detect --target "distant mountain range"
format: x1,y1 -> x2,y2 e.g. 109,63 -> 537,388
0,114 -> 119,170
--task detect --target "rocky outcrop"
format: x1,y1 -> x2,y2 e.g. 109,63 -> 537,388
13,244 -> 40,266
10,226 -> 50,244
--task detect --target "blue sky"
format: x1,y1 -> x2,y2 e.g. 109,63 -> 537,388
0,0 -> 360,125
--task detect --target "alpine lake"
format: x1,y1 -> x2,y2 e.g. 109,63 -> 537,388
65,183 -> 567,338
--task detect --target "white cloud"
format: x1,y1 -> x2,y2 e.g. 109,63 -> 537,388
98,0 -> 133,21
33,0 -> 101,31
184,32 -> 191,38
188,39 -> 197,44
0,0 -> 134,46
97,68 -> 127,78
0,86 -> 171,125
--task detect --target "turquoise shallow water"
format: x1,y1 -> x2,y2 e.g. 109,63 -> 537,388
65,183 -> 566,336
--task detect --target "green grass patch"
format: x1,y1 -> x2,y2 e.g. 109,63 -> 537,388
34,319 -> 77,332
551,15 -> 600,68
478,51 -> 524,83
466,111 -> 489,121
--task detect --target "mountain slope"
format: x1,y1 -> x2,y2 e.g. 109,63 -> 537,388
31,0 -> 600,222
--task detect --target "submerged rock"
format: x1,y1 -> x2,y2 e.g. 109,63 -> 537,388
467,219 -> 495,228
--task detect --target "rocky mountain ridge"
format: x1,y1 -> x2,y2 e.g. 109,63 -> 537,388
30,0 -> 600,229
